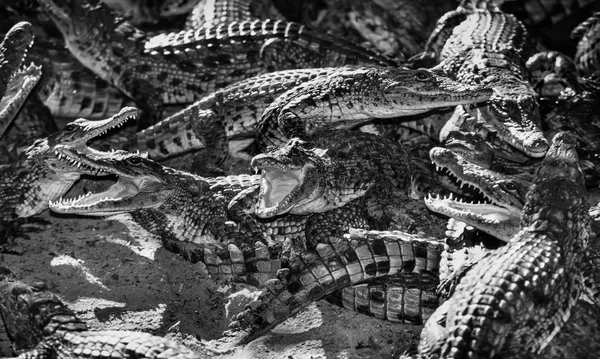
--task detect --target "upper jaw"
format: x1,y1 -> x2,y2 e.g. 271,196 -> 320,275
429,147 -> 526,226
49,148 -> 163,216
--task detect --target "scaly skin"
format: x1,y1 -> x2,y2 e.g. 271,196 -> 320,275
416,0 -> 549,159
184,0 -> 285,30
526,51 -> 580,97
47,148 -> 397,282
250,130 -> 447,218
0,270 -> 204,358
0,22 -> 34,105
228,228 -> 444,341
45,148 -> 448,323
256,67 -> 493,148
419,132 -> 591,358
0,107 -> 137,221
425,146 -> 533,241
28,46 -> 132,120
544,73 -> 600,155
0,22 -> 41,138
124,66 -> 489,174
132,67 -> 340,166
39,0 -> 396,128
572,11 -> 600,76
324,274 -> 440,325
250,131 -> 413,217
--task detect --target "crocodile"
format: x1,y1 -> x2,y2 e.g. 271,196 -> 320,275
412,0 -> 549,159
526,51 -> 581,97
418,131 -> 591,358
255,66 -> 493,148
0,22 -> 41,138
572,11 -> 600,76
39,0 -> 397,128
0,107 -> 136,223
104,66 -> 491,176
48,135 -> 448,272
426,146 -> 534,242
43,146 -> 453,328
228,228 -> 444,341
28,45 -> 132,120
0,268 -> 205,358
184,0 -> 285,31
249,130 -> 447,219
543,74 -> 600,154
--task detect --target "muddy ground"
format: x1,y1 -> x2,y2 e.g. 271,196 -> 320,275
1,210 -> 423,359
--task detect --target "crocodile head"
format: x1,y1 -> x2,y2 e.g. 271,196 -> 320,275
38,0 -> 144,91
251,131 -> 406,218
1,107 -> 137,218
251,138 -> 329,218
44,106 -> 138,174
49,149 -> 228,246
0,22 -> 35,98
426,146 -> 533,241
49,149 -> 173,216
480,89 -> 549,158
0,22 -> 41,137
376,68 -> 494,116
442,131 -> 494,168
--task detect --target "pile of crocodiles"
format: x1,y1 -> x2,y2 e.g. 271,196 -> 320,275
2,0 -> 600,357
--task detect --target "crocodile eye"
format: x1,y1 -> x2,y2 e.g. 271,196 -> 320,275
128,157 -> 142,165
504,182 -> 517,191
415,70 -> 432,81
63,124 -> 76,132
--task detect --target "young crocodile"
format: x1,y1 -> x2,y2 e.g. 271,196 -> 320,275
115,66 -> 491,175
255,66 -> 493,148
0,22 -> 42,139
46,148 -> 446,323
0,268 -> 204,359
418,132 -> 592,358
228,228 -> 444,341
0,107 -> 136,223
412,0 -> 549,159
39,0 -> 397,128
426,146 -> 532,241
249,131 -> 447,226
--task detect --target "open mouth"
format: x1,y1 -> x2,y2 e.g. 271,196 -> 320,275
49,106 -> 137,174
0,64 -> 42,117
49,147 -> 160,216
50,176 -> 142,216
425,193 -> 514,223
255,164 -> 305,218
427,148 -> 524,241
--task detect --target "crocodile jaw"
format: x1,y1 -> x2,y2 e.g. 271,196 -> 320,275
49,176 -> 163,216
425,194 -> 521,242
255,166 -> 306,218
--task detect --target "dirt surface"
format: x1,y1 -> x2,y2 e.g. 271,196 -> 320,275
1,210 -> 423,359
